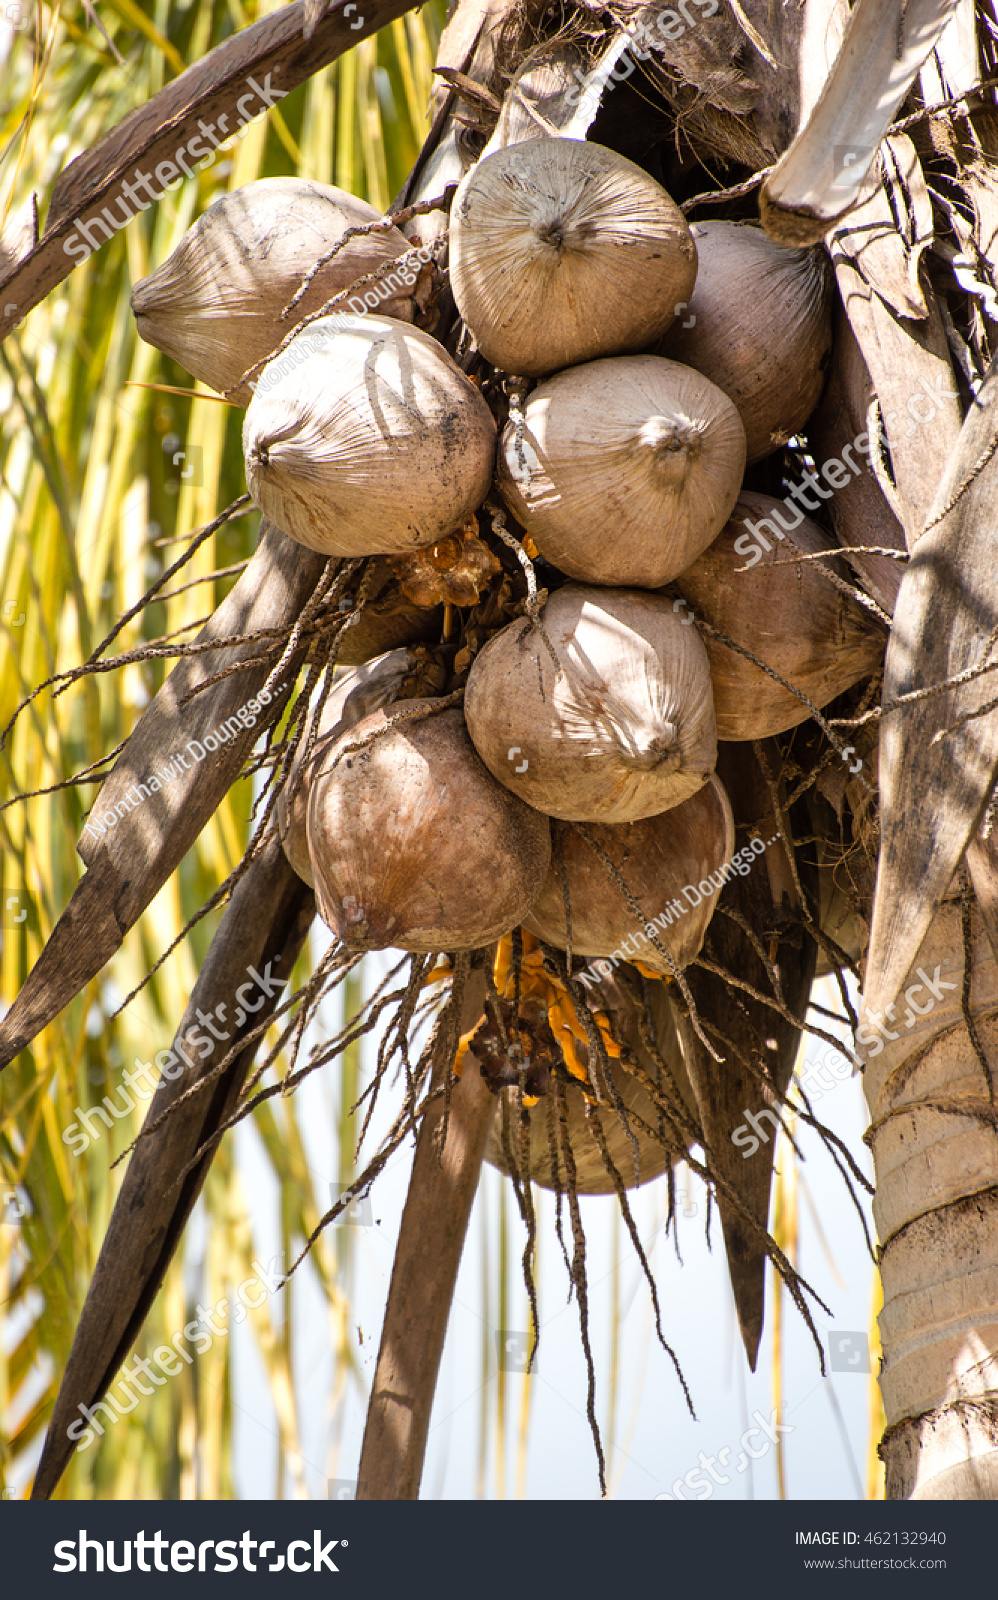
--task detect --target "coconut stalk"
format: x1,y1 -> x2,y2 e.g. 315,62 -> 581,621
356,962 -> 493,1500
30,830 -> 314,1499
760,0 -> 964,246
0,521 -> 324,1073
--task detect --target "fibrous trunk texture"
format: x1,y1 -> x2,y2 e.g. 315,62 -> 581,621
865,901 -> 998,1498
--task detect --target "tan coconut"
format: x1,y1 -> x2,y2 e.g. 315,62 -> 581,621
483,971 -> 697,1193
243,316 -> 496,558
497,356 -> 746,588
130,178 -> 425,406
449,138 -> 697,376
307,703 -> 551,951
523,775 -> 734,975
464,584 -> 717,823
278,649 -> 415,887
655,221 -> 832,462
675,490 -> 887,741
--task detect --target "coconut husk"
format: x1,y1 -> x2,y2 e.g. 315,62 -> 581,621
676,491 -> 886,741
131,178 -> 426,406
277,648 -> 417,886
307,702 -> 551,951
449,137 -> 697,376
498,355 -> 746,588
464,583 -> 718,823
243,315 -> 497,559
523,775 -> 735,976
654,221 -> 832,463
333,579 -> 444,665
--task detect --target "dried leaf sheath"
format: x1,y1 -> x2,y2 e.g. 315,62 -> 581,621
865,365 -> 998,1016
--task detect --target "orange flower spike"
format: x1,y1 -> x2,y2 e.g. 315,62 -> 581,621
556,1023 -> 590,1085
421,961 -> 454,989
594,1012 -> 622,1059
494,936 -> 513,997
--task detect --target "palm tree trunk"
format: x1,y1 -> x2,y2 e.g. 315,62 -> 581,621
864,899 -> 998,1497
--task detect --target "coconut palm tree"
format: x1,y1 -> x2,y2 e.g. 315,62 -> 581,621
2,0 -> 998,1502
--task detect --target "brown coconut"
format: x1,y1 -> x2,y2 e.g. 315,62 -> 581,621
523,775 -> 735,976
277,649 -> 416,886
675,490 -> 887,741
449,138 -> 697,376
464,584 -> 717,823
497,355 -> 746,587
307,703 -> 551,951
655,221 -> 832,463
243,316 -> 496,559
483,975 -> 697,1194
131,178 -> 425,406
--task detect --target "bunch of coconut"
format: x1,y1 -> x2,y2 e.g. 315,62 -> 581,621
129,137 -> 882,1167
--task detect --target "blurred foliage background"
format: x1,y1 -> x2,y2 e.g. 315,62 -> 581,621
0,0 -> 882,1501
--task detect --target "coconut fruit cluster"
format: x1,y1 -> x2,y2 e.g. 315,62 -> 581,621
132,136 -> 881,1000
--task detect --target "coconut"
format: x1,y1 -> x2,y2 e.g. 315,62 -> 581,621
675,491 -> 887,741
307,703 -> 551,951
243,316 -> 496,558
497,356 -> 746,588
130,178 -> 425,406
464,584 -> 717,823
523,775 -> 734,975
482,972 -> 696,1194
278,649 -> 416,886
449,138 -> 697,376
654,221 -> 832,463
